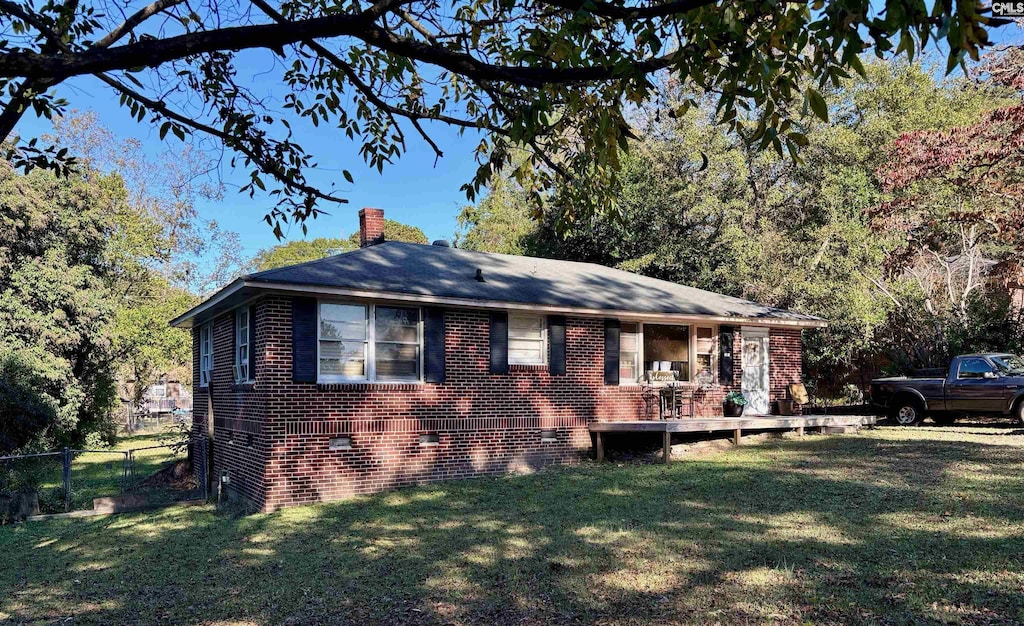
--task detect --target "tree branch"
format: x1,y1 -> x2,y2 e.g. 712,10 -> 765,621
0,11 -> 675,86
93,0 -> 189,49
95,73 -> 347,205
535,0 -> 723,20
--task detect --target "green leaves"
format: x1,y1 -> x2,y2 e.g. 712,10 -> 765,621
0,0 -> 1005,233
806,87 -> 829,123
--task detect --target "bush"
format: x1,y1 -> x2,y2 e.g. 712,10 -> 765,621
0,352 -> 61,454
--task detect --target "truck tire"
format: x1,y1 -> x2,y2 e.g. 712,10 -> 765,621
931,413 -> 958,426
890,399 -> 923,426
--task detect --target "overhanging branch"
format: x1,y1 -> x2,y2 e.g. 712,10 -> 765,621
0,9 -> 675,86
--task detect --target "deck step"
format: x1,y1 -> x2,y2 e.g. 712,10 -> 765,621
819,425 -> 860,435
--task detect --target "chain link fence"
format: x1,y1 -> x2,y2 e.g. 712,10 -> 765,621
1,439 -> 205,520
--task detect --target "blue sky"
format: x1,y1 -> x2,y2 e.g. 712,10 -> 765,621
19,68 -> 487,261
15,20 -> 1023,264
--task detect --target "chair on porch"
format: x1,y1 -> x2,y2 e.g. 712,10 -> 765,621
660,385 -> 695,419
645,370 -> 695,419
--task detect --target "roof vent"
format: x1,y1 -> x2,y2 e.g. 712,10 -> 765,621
432,239 -> 451,247
475,268 -> 485,282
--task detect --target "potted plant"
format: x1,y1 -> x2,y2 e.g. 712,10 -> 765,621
723,391 -> 747,417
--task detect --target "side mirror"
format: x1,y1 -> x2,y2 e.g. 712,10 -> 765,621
983,371 -> 998,379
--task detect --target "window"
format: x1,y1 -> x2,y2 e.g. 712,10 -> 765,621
234,307 -> 251,383
374,306 -> 421,381
992,354 -> 1024,374
318,302 -> 422,382
620,323 -> 640,383
199,324 -> 213,386
695,326 -> 715,382
958,357 -> 994,379
319,303 -> 368,380
508,314 -> 546,365
643,324 -> 690,381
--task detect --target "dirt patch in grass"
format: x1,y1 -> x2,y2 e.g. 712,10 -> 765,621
1,422 -> 1022,625
134,459 -> 197,492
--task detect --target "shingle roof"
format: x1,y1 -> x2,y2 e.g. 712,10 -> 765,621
243,241 -> 821,324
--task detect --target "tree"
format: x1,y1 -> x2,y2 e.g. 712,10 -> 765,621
0,112 -> 245,450
872,48 -> 1024,367
253,237 -> 353,271
0,164 -> 125,451
50,112 -> 245,420
461,57 -> 1005,389
0,0 -> 1009,233
253,219 -> 428,271
111,276 -> 196,414
345,219 -> 429,247
457,175 -> 539,255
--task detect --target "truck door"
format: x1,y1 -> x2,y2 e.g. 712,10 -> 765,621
947,357 -> 1003,412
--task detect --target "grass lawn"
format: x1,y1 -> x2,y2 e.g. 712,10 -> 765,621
2,424 -> 1023,625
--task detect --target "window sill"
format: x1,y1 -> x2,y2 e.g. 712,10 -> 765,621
509,363 -> 548,372
318,381 -> 424,392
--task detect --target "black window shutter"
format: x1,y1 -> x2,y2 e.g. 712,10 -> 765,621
424,307 -> 446,383
292,297 -> 317,383
604,319 -> 620,385
548,315 -> 566,375
719,325 -> 734,383
489,311 -> 508,374
248,304 -> 257,379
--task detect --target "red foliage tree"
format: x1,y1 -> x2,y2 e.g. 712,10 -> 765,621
875,48 -> 1024,289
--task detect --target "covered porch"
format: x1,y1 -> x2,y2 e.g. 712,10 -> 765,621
590,414 -> 877,462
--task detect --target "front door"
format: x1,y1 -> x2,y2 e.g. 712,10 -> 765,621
741,328 -> 770,415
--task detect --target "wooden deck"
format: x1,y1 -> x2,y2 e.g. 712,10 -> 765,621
590,414 -> 877,463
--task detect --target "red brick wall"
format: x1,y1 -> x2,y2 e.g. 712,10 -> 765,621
769,328 -> 804,414
358,208 -> 385,247
194,296 -> 805,511
191,300 -> 272,509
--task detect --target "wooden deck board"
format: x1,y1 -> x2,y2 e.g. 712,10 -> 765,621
589,414 -> 876,433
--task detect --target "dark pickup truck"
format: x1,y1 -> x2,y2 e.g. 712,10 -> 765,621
871,353 -> 1024,425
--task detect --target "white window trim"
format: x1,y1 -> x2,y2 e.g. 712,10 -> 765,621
694,324 -> 717,383
317,301 -> 424,384
619,322 -> 642,385
199,323 -> 213,387
234,307 -> 253,384
507,313 -> 547,366
619,322 -> 720,386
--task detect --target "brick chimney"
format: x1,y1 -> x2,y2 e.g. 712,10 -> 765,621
358,208 -> 385,247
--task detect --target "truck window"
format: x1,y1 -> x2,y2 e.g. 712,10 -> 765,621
958,358 -> 994,379
991,354 -> 1024,374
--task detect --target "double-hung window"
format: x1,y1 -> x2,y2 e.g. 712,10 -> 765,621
374,306 -> 421,380
318,302 -> 422,382
620,323 -> 640,383
199,324 -> 213,386
508,314 -> 546,365
319,303 -> 369,380
695,326 -> 715,381
234,307 -> 251,383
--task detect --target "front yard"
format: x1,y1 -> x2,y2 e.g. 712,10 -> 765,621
2,424 -> 1023,625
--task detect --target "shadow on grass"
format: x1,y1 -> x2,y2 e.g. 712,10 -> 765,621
2,429 -> 1023,625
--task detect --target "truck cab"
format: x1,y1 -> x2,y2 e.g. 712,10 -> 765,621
871,353 -> 1024,425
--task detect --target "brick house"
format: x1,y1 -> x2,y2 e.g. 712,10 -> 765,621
171,208 -> 824,511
